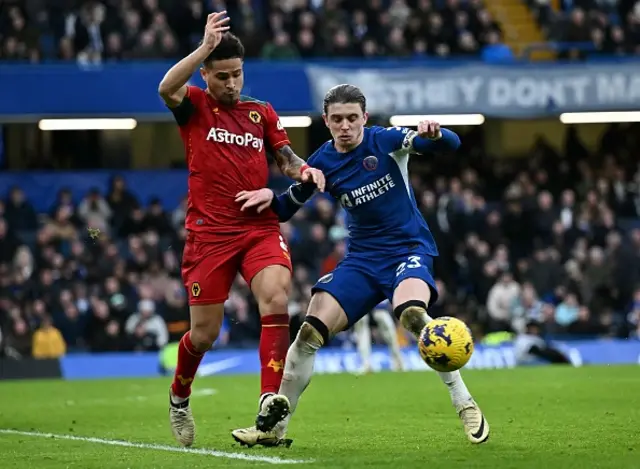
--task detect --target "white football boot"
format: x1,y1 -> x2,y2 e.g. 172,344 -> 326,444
255,393 -> 291,432
458,400 -> 490,444
231,394 -> 292,447
169,392 -> 195,447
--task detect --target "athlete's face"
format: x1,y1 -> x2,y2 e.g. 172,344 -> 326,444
323,102 -> 368,152
201,58 -> 244,106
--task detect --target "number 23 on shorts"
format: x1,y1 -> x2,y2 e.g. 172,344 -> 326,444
395,255 -> 422,277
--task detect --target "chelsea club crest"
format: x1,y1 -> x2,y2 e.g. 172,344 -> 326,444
363,155 -> 378,171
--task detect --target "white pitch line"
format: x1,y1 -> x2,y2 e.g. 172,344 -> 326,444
0,429 -> 310,465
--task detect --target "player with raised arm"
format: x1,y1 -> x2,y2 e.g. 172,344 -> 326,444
235,84 -> 490,445
157,12 -> 324,448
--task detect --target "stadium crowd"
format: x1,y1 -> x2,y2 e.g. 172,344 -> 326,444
1,124 -> 639,359
530,0 -> 640,56
0,0 -> 508,62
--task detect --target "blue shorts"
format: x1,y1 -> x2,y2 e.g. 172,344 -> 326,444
312,249 -> 438,328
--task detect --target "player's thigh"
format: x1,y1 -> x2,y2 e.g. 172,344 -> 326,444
307,292 -> 349,335
310,265 -> 384,334
181,234 -> 240,306
240,228 -> 292,312
240,228 -> 292,283
389,253 -> 439,309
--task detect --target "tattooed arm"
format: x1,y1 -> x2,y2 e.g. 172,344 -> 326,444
273,145 -> 305,179
273,145 -> 326,191
264,102 -> 325,190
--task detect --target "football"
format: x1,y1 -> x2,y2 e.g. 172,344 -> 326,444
418,317 -> 474,372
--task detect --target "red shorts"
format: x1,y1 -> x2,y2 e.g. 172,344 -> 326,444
181,228 -> 292,305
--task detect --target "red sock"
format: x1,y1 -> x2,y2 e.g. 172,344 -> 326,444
259,314 -> 290,396
171,331 -> 205,399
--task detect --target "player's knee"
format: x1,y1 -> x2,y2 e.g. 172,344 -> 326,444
190,323 -> 221,351
257,284 -> 289,316
393,300 -> 429,336
295,316 -> 329,350
393,300 -> 427,321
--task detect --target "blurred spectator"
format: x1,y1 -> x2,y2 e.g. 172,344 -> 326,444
0,218 -> 20,264
555,292 -> 580,327
107,176 -> 139,230
261,31 -> 300,59
487,271 -> 521,331
1,0 -> 506,62
481,31 -> 515,63
2,312 -> 32,358
78,188 -> 112,235
125,299 -> 169,351
4,187 -> 38,232
32,315 -> 66,359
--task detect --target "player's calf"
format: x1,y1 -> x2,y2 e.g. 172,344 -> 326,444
171,325 -> 218,400
168,330 -> 211,448
169,304 -> 223,447
392,296 -> 489,442
252,265 -> 292,397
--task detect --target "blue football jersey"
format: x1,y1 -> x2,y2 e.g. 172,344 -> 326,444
307,126 -> 438,257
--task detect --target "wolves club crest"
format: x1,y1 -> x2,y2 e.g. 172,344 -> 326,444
249,111 -> 261,124
191,282 -> 201,297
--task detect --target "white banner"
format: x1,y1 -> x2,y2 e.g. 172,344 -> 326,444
306,63 -> 640,117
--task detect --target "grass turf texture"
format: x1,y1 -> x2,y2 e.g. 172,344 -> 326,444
1,366 -> 638,468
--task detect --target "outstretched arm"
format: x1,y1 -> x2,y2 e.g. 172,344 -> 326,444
273,145 -> 325,191
235,182 -> 317,222
376,123 -> 460,157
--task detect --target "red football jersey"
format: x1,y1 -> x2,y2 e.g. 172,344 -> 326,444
171,86 -> 291,236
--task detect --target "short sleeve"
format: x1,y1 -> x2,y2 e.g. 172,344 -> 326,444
264,103 -> 291,152
169,86 -> 204,127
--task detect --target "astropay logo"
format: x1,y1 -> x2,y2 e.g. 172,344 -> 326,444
206,127 -> 264,152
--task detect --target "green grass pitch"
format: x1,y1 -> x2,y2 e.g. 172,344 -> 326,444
1,366 -> 639,468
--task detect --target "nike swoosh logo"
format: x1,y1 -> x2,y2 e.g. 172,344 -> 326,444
197,357 -> 243,376
471,415 -> 486,439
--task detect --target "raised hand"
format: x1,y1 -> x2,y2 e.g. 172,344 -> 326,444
203,11 -> 230,50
